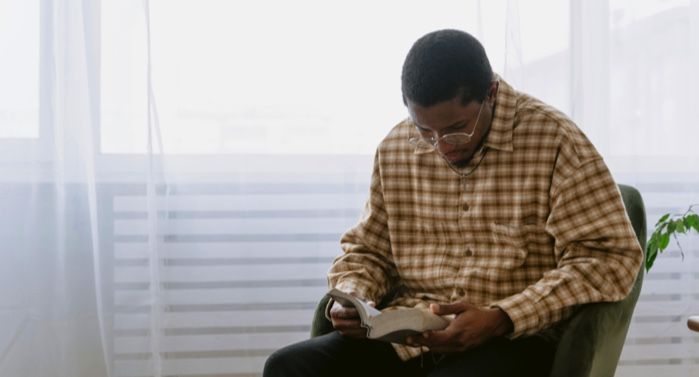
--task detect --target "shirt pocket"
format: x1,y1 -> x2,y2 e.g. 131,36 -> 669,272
472,222 -> 529,270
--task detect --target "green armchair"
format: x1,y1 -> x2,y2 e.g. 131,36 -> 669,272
311,184 -> 646,377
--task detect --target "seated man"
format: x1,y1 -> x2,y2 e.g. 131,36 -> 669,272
264,29 -> 642,377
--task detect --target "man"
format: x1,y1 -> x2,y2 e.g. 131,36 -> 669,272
264,29 -> 642,377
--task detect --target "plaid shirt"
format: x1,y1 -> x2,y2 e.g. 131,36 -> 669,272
328,77 -> 643,360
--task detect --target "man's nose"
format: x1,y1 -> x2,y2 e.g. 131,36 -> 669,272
436,140 -> 458,154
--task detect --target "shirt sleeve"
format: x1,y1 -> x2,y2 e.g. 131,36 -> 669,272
327,150 -> 399,303
492,156 -> 643,338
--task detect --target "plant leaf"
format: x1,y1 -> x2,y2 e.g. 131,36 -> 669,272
656,213 -> 670,225
685,214 -> 699,232
658,232 -> 670,250
667,221 -> 676,234
674,219 -> 686,234
646,207 -> 699,272
647,233 -> 656,247
645,240 -> 659,272
646,247 -> 658,272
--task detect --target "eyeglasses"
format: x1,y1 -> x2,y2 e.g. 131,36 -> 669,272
408,100 -> 486,151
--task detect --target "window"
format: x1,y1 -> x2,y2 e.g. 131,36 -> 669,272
100,0 -> 571,156
0,0 -> 39,139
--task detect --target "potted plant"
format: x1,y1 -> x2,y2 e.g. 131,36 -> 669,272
645,204 -> 699,271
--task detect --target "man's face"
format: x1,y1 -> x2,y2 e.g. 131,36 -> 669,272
406,85 -> 496,167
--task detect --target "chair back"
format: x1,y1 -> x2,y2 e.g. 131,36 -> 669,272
548,184 -> 646,377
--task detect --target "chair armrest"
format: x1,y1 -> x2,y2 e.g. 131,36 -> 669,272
311,294 -> 334,338
549,255 -> 644,377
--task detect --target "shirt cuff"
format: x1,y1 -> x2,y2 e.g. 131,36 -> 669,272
332,280 -> 379,303
491,293 -> 541,339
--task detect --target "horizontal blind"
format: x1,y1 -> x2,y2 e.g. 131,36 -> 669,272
105,178 -> 699,376
107,182 -> 367,377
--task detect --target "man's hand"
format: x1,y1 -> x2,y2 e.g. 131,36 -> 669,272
405,301 -> 513,353
329,293 -> 375,339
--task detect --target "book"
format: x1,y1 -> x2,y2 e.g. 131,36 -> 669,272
327,288 -> 451,344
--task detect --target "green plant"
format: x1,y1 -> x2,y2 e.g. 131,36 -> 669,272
646,204 -> 699,272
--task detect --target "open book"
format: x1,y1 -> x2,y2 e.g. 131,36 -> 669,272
327,288 -> 451,344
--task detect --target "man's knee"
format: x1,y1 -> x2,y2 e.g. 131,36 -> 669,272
263,338 -> 331,377
263,346 -> 292,377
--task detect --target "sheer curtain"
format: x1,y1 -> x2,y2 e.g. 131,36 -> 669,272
0,1 -> 110,376
0,1 -> 697,376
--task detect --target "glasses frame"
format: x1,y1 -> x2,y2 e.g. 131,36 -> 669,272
409,100 -> 486,150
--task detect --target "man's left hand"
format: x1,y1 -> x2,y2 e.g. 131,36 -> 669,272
405,301 -> 513,353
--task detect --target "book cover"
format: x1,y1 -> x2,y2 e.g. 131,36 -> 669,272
327,288 -> 451,343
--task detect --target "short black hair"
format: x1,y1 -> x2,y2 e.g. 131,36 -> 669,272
401,29 -> 493,107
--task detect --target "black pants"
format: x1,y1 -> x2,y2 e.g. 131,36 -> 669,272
263,331 -> 556,377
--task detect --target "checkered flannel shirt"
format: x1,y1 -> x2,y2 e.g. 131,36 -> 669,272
328,77 -> 643,360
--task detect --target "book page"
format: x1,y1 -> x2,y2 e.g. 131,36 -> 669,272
368,308 -> 450,343
327,288 -> 381,319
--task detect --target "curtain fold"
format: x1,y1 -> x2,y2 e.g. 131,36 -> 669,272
0,0 -> 111,376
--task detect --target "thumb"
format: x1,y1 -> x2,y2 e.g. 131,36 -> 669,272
367,301 -> 376,307
431,301 -> 470,315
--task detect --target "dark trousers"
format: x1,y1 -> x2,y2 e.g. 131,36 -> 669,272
263,331 -> 556,377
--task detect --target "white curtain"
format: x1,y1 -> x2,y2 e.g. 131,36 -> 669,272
0,1 -> 697,376
1,0 -> 110,376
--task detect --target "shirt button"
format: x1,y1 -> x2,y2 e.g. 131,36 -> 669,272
465,248 -> 473,256
462,203 -> 470,211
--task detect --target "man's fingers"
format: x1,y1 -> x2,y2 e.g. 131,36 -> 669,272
333,308 -> 359,318
330,301 -> 367,338
330,305 -> 359,319
331,314 -> 365,337
430,301 -> 470,315
332,318 -> 362,330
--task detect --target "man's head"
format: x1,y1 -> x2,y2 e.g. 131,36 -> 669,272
401,29 -> 493,107
402,29 -> 497,167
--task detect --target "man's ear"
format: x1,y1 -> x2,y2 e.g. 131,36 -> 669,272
488,81 -> 499,103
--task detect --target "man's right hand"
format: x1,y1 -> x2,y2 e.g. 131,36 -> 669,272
329,293 -> 375,339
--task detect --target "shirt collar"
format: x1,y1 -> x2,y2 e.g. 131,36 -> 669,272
483,75 -> 515,152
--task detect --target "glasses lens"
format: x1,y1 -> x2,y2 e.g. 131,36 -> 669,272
442,133 -> 472,145
410,133 -> 472,148
408,136 -> 436,150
